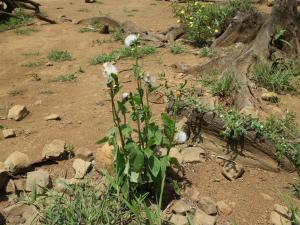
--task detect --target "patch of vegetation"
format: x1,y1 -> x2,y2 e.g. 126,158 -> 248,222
112,28 -> 125,42
48,50 -> 72,62
7,89 -> 25,96
21,51 -> 40,56
51,74 -> 77,82
254,59 -> 300,94
15,27 -> 38,35
174,0 -> 254,46
77,8 -> 91,13
272,28 -> 293,49
90,45 -> 157,65
169,43 -> 185,54
211,71 -> 239,97
21,61 -> 43,67
40,90 -> 55,95
79,27 -> 97,33
0,8 -> 32,31
199,70 -> 218,86
200,47 -> 215,58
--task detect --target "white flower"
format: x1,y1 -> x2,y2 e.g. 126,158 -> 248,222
102,62 -> 118,83
144,73 -> 156,87
122,92 -> 129,101
175,131 -> 187,144
124,34 -> 138,48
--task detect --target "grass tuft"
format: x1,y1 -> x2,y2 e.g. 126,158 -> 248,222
48,50 -> 72,62
51,74 -> 77,82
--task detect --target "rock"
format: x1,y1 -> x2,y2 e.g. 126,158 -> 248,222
260,193 -> 273,201
46,62 -> 54,66
74,147 -> 94,161
171,200 -> 191,215
189,188 -> 200,202
176,117 -> 188,131
42,139 -> 66,160
274,204 -> 291,218
4,203 -> 39,225
4,151 -> 30,174
217,201 -> 232,216
192,209 -> 217,225
2,129 -> 16,138
270,211 -> 291,225
261,92 -> 279,103
72,159 -> 92,179
160,147 -> 183,164
44,114 -> 61,121
198,197 -> 218,215
7,105 -> 29,121
54,178 -> 78,193
169,214 -> 188,225
95,143 -> 114,172
222,161 -> 245,181
0,162 -> 9,192
26,169 -> 51,193
181,147 -> 206,163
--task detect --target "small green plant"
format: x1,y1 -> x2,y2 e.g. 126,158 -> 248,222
0,8 -> 32,31
48,50 -> 72,62
78,8 -> 91,13
272,28 -> 293,49
200,47 -> 215,58
79,27 -> 97,33
280,193 -> 300,225
90,45 -> 157,65
7,89 -> 25,96
254,59 -> 300,93
112,28 -> 125,42
292,178 -> 300,199
51,74 -> 77,82
21,61 -> 43,67
211,71 -> 239,97
174,0 -> 254,46
199,70 -> 218,86
15,27 -> 38,35
40,90 -> 55,95
169,43 -> 185,54
21,51 -> 40,56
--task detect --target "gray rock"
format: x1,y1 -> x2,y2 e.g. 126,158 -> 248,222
42,139 -> 66,160
26,169 -> 51,193
72,159 -> 92,179
169,214 -> 188,225
171,200 -> 191,215
74,147 -> 94,161
181,147 -> 206,163
198,197 -> 217,215
2,129 -> 16,138
216,201 -> 232,216
270,211 -> 291,225
44,114 -> 61,121
7,105 -> 29,121
4,151 -> 30,174
222,161 -> 244,181
261,92 -> 279,103
192,209 -> 217,225
4,203 -> 39,225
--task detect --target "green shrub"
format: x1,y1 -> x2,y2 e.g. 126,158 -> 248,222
211,71 -> 239,97
254,59 -> 300,93
174,0 -> 254,46
21,61 -> 43,67
48,50 -> 72,62
200,47 -> 215,58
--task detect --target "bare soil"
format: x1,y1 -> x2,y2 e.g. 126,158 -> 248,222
0,0 -> 299,224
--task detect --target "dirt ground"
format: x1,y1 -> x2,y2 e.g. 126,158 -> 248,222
0,0 -> 299,224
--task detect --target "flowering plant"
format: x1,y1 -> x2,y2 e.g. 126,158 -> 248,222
97,35 -> 179,205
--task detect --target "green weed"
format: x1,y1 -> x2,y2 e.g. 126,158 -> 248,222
0,8 -> 32,31
15,27 -> 38,35
48,50 -> 72,62
51,74 -> 77,82
254,59 -> 300,93
21,51 -> 40,56
211,71 -> 239,97
90,45 -> 157,65
200,47 -> 215,58
169,44 -> 185,54
21,61 -> 43,67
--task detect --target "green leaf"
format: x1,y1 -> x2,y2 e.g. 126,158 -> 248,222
161,113 -> 176,142
95,136 -> 108,144
125,143 -> 144,172
160,155 -> 170,175
144,148 -> 153,158
148,156 -> 161,178
117,100 -> 128,114
147,123 -> 162,146
130,171 -> 140,183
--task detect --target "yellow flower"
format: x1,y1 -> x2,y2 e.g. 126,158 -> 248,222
177,19 -> 181,23
214,29 -> 219,33
180,10 -> 185,14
